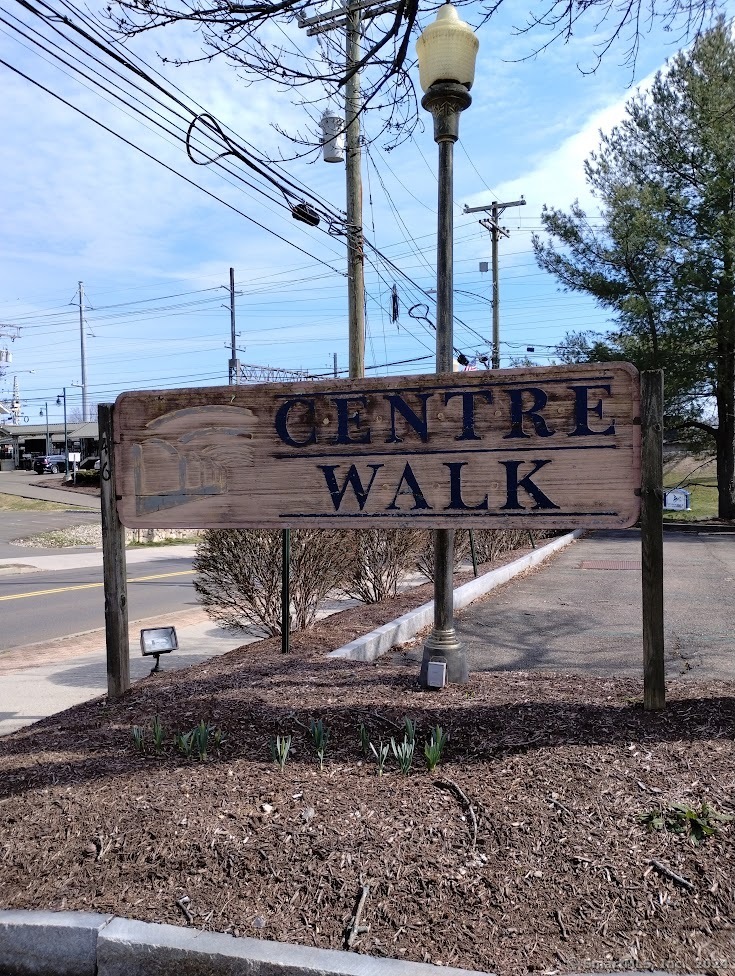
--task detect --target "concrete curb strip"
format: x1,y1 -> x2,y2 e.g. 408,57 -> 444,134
97,916 -> 489,976
0,911 -> 489,976
329,530 -> 584,663
0,909 -> 112,976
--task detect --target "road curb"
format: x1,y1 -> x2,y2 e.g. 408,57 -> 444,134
329,530 -> 583,663
0,908 -> 113,975
0,910 -> 490,976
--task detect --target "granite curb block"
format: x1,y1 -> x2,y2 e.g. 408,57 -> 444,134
0,910 -> 490,976
0,908 -> 113,976
328,530 -> 584,663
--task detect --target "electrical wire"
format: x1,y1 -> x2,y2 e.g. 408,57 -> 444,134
0,55 -> 350,277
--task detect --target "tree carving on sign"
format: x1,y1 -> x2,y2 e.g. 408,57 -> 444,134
131,405 -> 255,515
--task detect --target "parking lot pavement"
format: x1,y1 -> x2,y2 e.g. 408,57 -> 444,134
0,469 -> 98,507
451,527 -> 735,681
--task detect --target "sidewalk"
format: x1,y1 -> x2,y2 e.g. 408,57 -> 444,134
0,543 -> 244,737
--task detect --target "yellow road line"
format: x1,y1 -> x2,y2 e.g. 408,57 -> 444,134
0,569 -> 193,602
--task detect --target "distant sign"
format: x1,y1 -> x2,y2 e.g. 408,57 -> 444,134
113,363 -> 640,529
664,488 -> 691,511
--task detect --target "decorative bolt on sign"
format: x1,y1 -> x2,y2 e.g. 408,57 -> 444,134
113,363 -> 641,530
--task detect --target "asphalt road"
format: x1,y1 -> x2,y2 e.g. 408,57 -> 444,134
0,555 -> 198,651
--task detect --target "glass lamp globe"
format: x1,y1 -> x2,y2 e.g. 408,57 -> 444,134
415,3 -> 479,93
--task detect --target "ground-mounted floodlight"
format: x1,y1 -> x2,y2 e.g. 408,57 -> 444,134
140,626 -> 178,674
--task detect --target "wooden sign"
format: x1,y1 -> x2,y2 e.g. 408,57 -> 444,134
113,363 -> 641,529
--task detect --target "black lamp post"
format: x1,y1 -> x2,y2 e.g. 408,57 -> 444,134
415,2 -> 478,686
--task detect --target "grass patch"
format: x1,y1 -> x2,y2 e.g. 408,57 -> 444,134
0,495 -> 69,513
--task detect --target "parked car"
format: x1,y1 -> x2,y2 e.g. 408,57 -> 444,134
33,454 -> 69,474
78,457 -> 100,471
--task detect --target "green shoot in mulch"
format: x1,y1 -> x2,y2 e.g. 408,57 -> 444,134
391,735 -> 415,774
151,715 -> 165,753
424,725 -> 449,772
358,723 -> 370,756
270,735 -> 292,771
639,802 -> 734,843
132,725 -> 145,752
370,739 -> 389,776
308,718 -> 329,770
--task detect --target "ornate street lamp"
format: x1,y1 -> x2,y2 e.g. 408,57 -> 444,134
416,2 -> 478,686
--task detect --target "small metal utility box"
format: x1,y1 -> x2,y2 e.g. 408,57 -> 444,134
663,488 -> 691,511
426,659 -> 447,689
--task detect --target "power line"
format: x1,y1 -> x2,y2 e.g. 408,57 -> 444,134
0,55 -> 349,277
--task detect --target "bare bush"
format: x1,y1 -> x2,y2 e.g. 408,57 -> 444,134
341,529 -> 424,603
288,529 -> 352,630
193,529 -> 350,635
471,529 -> 550,564
416,530 -> 471,582
193,530 -> 282,635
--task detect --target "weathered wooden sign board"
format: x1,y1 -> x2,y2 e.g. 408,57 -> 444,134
113,363 -> 641,529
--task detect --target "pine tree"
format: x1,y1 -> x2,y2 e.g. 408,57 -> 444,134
535,19 -> 735,519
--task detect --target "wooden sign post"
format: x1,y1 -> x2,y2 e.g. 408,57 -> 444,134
99,403 -> 130,699
640,371 -> 665,710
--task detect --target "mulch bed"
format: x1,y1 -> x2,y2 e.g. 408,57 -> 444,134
1,578 -> 734,974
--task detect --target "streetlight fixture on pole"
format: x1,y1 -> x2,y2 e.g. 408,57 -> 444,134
415,2 -> 478,686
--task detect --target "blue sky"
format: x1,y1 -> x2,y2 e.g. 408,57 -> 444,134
0,0 -> 726,423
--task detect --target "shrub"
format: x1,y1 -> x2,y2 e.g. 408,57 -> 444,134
340,529 -> 424,603
72,469 -> 100,486
288,529 -> 352,630
193,529 -> 351,635
470,529 -> 540,563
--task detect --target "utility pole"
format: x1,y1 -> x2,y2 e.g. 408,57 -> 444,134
42,402 -> 49,454
10,376 -> 21,424
57,389 -> 68,472
333,352 -> 338,378
344,3 -> 365,379
78,281 -> 89,421
464,198 -> 525,368
0,325 -> 19,384
228,267 -> 240,385
299,1 -> 397,379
